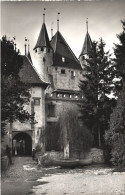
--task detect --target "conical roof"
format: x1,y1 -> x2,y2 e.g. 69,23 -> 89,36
50,31 -> 82,70
80,32 -> 93,56
34,23 -> 52,50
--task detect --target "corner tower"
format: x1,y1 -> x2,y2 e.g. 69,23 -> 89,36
79,19 -> 93,69
33,9 -> 53,82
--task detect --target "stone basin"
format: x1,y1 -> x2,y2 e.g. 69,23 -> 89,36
54,158 -> 93,167
78,158 -> 93,166
54,159 -> 79,168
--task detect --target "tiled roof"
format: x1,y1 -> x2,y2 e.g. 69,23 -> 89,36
34,23 -> 52,50
80,32 -> 93,56
19,56 -> 48,86
50,31 -> 82,70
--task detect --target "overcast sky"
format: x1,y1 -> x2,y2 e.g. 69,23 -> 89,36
1,1 -> 125,64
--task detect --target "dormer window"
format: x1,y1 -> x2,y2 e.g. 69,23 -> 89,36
61,69 -> 65,74
62,57 -> 65,62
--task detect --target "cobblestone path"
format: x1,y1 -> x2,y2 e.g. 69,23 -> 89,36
1,157 -> 43,195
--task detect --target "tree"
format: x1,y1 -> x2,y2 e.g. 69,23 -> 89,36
104,21 -> 125,169
79,39 -> 117,147
105,85 -> 125,169
1,36 -> 31,136
58,110 -> 93,158
113,20 -> 125,82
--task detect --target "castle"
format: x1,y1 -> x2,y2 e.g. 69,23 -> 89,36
6,13 -> 93,157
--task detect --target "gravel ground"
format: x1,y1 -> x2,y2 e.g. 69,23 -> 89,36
1,157 -> 125,195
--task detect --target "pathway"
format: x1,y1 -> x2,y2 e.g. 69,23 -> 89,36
1,157 -> 125,195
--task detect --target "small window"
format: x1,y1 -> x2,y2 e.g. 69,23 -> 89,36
62,57 -> 65,62
41,48 -> 44,51
43,57 -> 46,62
48,104 -> 55,117
61,69 -> 65,74
35,49 -> 37,53
70,95 -> 72,98
48,48 -> 50,53
34,98 -> 40,105
71,71 -> 75,77
47,67 -> 48,72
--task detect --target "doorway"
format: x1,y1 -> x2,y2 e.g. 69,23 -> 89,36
12,132 -> 32,156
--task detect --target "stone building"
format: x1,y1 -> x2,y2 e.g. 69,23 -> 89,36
5,15 -> 93,157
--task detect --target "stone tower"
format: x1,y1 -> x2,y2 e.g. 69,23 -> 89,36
33,12 -> 53,82
79,19 -> 93,69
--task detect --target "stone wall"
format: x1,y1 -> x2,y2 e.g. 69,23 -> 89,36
52,67 -> 83,91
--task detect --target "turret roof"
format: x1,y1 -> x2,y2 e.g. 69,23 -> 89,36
50,31 -> 82,70
80,32 -> 93,56
34,23 -> 52,50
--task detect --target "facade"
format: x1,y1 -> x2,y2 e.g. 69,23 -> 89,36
6,18 -> 93,156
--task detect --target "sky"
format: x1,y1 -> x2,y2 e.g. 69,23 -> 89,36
1,1 -> 125,64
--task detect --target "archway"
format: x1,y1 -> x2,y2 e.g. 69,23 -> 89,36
12,132 -> 32,156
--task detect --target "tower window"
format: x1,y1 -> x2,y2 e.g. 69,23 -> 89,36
48,104 -> 55,117
41,48 -> 44,52
62,57 -> 65,62
71,71 -> 75,77
61,69 -> 65,74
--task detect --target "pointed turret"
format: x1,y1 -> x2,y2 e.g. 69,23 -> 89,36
34,8 -> 53,81
80,32 -> 93,56
80,18 -> 93,57
34,23 -> 52,50
79,19 -> 93,69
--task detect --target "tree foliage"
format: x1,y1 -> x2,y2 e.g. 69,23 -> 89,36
1,36 -> 31,136
113,20 -> 125,81
58,110 -> 93,157
79,38 -> 117,146
104,21 -> 125,169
